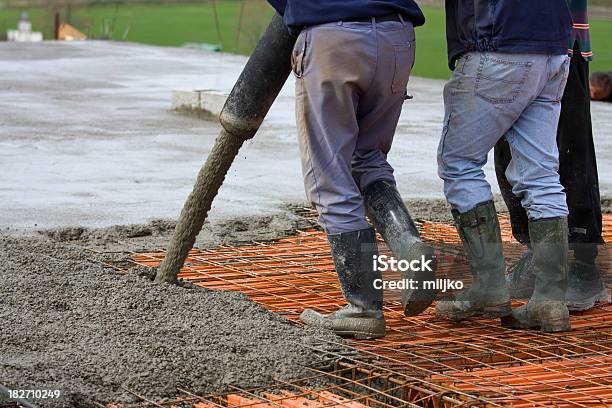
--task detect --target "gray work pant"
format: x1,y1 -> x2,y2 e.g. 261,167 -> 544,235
292,18 -> 415,234
437,52 -> 570,220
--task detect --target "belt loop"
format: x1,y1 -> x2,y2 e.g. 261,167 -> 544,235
398,14 -> 406,26
371,16 -> 376,30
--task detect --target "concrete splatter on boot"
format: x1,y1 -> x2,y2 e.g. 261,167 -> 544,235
436,201 -> 511,321
363,180 -> 437,316
300,228 -> 385,339
505,249 -> 535,300
502,218 -> 571,332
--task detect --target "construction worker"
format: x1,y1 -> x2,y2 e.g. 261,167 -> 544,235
494,0 -> 610,312
267,0 -> 437,339
437,1 -> 574,332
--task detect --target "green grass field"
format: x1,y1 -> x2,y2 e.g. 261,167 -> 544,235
1,2 -> 611,79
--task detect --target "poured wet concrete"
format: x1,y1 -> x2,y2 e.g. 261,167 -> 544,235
37,211 -> 313,252
0,225 -> 344,407
3,41 -> 610,230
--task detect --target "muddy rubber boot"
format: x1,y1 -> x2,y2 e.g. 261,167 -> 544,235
502,218 -> 571,332
436,201 -> 511,321
299,228 -> 385,339
362,180 -> 437,316
565,245 -> 610,312
505,249 -> 535,300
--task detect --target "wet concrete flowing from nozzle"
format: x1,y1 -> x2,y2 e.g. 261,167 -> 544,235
155,13 -> 297,283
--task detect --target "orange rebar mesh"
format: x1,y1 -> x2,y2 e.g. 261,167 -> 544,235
130,212 -> 612,408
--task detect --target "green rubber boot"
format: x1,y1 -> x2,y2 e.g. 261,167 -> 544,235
565,244 -> 610,312
300,228 -> 386,339
502,218 -> 571,332
436,201 -> 511,321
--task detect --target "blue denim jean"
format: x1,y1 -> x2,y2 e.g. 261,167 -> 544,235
437,52 -> 571,220
293,18 -> 416,233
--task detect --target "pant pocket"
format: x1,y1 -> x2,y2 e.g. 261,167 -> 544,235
437,112 -> 452,166
291,31 -> 308,78
391,43 -> 414,93
475,54 -> 532,104
455,53 -> 472,74
554,56 -> 571,102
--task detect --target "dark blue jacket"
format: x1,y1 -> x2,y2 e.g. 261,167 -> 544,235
268,0 -> 425,35
445,0 -> 573,70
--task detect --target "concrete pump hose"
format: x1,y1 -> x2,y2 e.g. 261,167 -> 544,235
155,14 -> 296,283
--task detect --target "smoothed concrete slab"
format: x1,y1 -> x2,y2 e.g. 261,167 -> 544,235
1,41 -> 610,229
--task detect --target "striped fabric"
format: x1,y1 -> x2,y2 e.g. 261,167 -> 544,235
568,0 -> 593,61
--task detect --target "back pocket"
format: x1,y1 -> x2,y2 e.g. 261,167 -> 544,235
475,54 -> 532,104
392,43 -> 414,93
554,56 -> 571,102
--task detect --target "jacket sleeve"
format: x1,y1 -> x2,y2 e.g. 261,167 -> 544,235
267,0 -> 287,16
444,0 -> 460,70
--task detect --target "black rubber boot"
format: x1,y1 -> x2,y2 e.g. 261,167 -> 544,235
436,201 -> 511,321
507,240 -> 609,310
502,218 -> 571,332
565,245 -> 610,312
505,249 -> 535,300
362,180 -> 437,316
299,228 -> 386,339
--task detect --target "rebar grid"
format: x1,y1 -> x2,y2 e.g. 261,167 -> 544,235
128,212 -> 612,407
